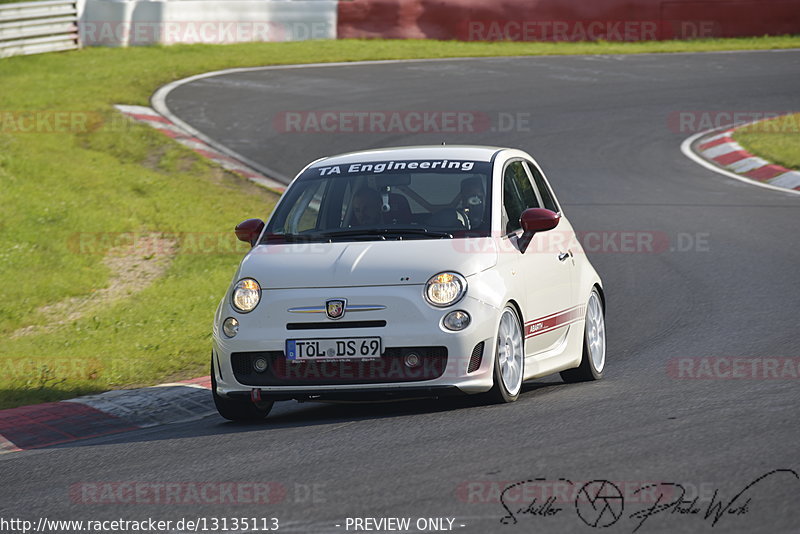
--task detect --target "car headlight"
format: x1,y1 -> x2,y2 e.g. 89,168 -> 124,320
424,272 -> 467,307
231,278 -> 261,313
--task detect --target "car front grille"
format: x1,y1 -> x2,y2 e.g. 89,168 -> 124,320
231,347 -> 447,386
285,320 -> 386,330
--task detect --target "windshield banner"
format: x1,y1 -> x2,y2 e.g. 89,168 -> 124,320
313,160 -> 488,176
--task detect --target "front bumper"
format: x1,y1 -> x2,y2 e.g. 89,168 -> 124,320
227,386 -> 466,402
212,284 -> 500,398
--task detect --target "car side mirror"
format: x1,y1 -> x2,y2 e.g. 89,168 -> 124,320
518,208 -> 560,253
235,218 -> 265,247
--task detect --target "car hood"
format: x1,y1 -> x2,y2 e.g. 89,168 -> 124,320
237,238 -> 498,289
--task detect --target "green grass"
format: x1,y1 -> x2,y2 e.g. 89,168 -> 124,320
733,113 -> 800,170
2,36 -> 800,409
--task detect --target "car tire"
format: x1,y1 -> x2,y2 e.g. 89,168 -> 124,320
560,288 -> 606,383
211,357 -> 273,421
486,304 -> 525,404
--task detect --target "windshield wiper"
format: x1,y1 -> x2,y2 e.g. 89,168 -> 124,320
320,228 -> 453,239
262,228 -> 453,244
261,233 -> 319,243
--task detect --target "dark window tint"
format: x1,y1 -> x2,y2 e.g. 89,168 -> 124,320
525,162 -> 560,213
502,161 -> 539,233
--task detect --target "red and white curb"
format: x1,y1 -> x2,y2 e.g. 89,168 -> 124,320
682,121 -> 800,195
114,105 -> 286,195
1,106 -> 286,454
0,376 -> 213,454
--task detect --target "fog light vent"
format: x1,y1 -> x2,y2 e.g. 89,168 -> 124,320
467,341 -> 484,373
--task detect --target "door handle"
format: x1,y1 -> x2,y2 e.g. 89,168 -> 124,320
558,251 -> 572,262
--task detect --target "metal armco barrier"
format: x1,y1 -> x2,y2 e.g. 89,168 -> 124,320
0,0 -> 79,58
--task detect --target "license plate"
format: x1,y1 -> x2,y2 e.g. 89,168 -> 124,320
285,337 -> 382,361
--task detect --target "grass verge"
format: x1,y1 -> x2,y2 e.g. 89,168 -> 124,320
1,36 -> 799,409
733,113 -> 800,170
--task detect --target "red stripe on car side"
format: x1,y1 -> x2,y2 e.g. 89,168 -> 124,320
524,304 -> 581,325
524,306 -> 585,339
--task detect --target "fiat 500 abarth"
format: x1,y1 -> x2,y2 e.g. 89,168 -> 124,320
212,146 -> 605,420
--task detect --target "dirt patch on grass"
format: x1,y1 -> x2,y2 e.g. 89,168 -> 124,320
142,143 -> 170,172
12,234 -> 177,338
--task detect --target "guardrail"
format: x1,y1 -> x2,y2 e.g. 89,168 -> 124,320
0,0 -> 79,58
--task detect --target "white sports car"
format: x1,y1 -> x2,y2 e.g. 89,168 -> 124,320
211,146 -> 605,420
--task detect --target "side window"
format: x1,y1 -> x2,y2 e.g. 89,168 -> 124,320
502,161 -> 540,234
525,162 -> 560,213
284,180 -> 326,233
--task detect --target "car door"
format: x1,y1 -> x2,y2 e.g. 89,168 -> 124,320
500,159 -> 575,358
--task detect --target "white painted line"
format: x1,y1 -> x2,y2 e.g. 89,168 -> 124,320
153,54 -> 800,195
681,128 -> 800,197
154,382 -> 209,390
701,142 -> 742,158
152,73 -> 293,184
250,176 -> 286,191
217,160 -> 253,173
114,104 -> 158,115
139,121 -> 186,135
769,171 -> 800,189
0,435 -> 22,454
150,48 -> 800,187
116,102 -> 286,192
179,139 -> 219,152
728,156 -> 769,173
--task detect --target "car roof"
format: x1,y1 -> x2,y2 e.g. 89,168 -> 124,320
309,145 -> 505,168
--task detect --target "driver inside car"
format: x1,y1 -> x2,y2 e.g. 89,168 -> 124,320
456,177 -> 486,228
350,187 -> 382,226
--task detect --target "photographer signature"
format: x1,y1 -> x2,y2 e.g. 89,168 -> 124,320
498,469 -> 798,531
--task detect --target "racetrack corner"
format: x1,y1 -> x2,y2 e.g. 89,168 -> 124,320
681,120 -> 800,196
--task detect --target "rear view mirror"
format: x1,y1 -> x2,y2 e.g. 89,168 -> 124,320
518,208 -> 560,253
235,218 -> 265,247
375,174 -> 412,187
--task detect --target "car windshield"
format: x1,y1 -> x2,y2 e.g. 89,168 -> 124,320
263,158 -> 492,242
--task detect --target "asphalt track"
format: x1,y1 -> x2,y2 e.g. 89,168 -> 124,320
3,50 -> 800,534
